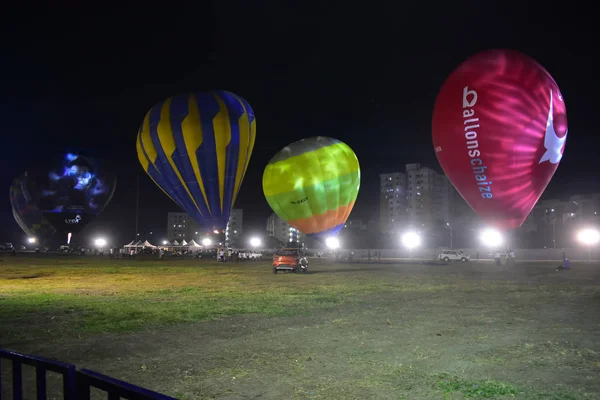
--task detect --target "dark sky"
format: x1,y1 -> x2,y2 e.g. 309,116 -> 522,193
1,2 -> 598,245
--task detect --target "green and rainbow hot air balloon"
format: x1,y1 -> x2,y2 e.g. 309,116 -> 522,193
262,137 -> 360,241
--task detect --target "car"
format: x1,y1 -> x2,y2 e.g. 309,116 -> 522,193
272,248 -> 308,273
0,243 -> 14,251
438,249 -> 470,262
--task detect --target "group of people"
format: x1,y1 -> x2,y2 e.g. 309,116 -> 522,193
493,250 -> 516,265
217,247 -> 262,262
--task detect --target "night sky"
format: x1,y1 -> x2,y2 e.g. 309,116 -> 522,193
2,2 -> 598,245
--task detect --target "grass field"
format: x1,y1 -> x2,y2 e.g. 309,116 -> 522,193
1,256 -> 600,399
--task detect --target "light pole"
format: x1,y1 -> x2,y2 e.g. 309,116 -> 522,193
546,208 -> 556,249
446,222 -> 453,249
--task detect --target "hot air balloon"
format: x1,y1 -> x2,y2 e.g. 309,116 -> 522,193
20,153 -> 117,243
9,174 -> 56,241
263,137 -> 360,241
432,49 -> 567,230
136,91 -> 256,232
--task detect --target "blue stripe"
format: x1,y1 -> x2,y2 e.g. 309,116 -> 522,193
147,104 -> 199,215
193,92 -> 223,229
168,94 -> 212,219
306,223 -> 345,240
217,91 -> 243,220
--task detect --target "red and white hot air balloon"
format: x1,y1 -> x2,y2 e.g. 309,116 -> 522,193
432,49 -> 568,230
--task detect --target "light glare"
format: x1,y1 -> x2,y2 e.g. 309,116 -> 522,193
28,237 -> 36,244
202,238 -> 212,246
94,238 -> 107,247
249,237 -> 261,247
401,232 -> 421,249
480,228 -> 503,247
325,237 -> 340,249
577,228 -> 600,246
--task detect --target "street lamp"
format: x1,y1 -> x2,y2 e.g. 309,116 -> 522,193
202,237 -> 212,247
325,237 -> 340,250
28,237 -> 36,244
480,228 -> 503,248
577,228 -> 600,261
94,238 -> 107,248
249,237 -> 262,248
162,240 -> 168,245
401,232 -> 421,258
446,222 -> 453,249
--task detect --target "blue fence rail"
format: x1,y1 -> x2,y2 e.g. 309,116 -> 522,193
0,348 -> 176,400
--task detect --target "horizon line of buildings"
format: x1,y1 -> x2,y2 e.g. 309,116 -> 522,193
164,162 -> 600,249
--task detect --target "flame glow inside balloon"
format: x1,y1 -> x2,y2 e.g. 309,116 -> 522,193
432,49 -> 567,230
262,137 -> 360,240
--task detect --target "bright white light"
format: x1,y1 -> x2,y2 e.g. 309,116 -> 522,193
213,230 -> 219,234
326,237 -> 340,249
249,237 -> 261,248
401,232 -> 421,249
202,238 -> 212,246
28,237 -> 36,244
577,228 -> 600,246
480,228 -> 503,247
162,240 -> 168,245
94,238 -> 107,248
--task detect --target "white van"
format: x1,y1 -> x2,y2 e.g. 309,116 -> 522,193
438,249 -> 470,262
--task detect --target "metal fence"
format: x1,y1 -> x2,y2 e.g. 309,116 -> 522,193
0,348 -> 176,400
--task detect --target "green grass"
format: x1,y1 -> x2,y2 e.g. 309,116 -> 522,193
0,257 -> 448,342
1,256 -> 598,399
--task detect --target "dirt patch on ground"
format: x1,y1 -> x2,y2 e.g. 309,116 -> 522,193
3,261 -> 600,399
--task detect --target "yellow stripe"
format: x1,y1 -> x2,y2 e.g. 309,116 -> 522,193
230,94 -> 250,204
212,92 -> 231,213
136,128 -> 150,171
181,94 -> 211,214
140,112 -> 157,163
136,130 -> 178,205
263,142 -> 358,197
233,115 -> 256,206
157,98 -> 202,215
242,117 -> 256,182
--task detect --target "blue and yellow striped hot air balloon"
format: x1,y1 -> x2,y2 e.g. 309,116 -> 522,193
136,91 -> 256,232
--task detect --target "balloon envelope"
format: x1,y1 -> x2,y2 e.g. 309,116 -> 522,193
263,137 -> 360,240
9,174 -> 56,240
432,49 -> 567,230
136,91 -> 256,232
22,153 -> 117,235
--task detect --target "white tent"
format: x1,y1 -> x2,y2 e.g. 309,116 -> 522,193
140,240 -> 156,248
135,240 -> 143,246
172,240 -> 180,246
181,240 -> 188,246
124,240 -> 143,248
185,239 -> 200,247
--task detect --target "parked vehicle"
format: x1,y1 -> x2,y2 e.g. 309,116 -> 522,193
438,249 -> 470,262
272,248 -> 308,273
0,243 -> 14,251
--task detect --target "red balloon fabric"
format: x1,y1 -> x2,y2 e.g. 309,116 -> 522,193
432,49 -> 568,230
